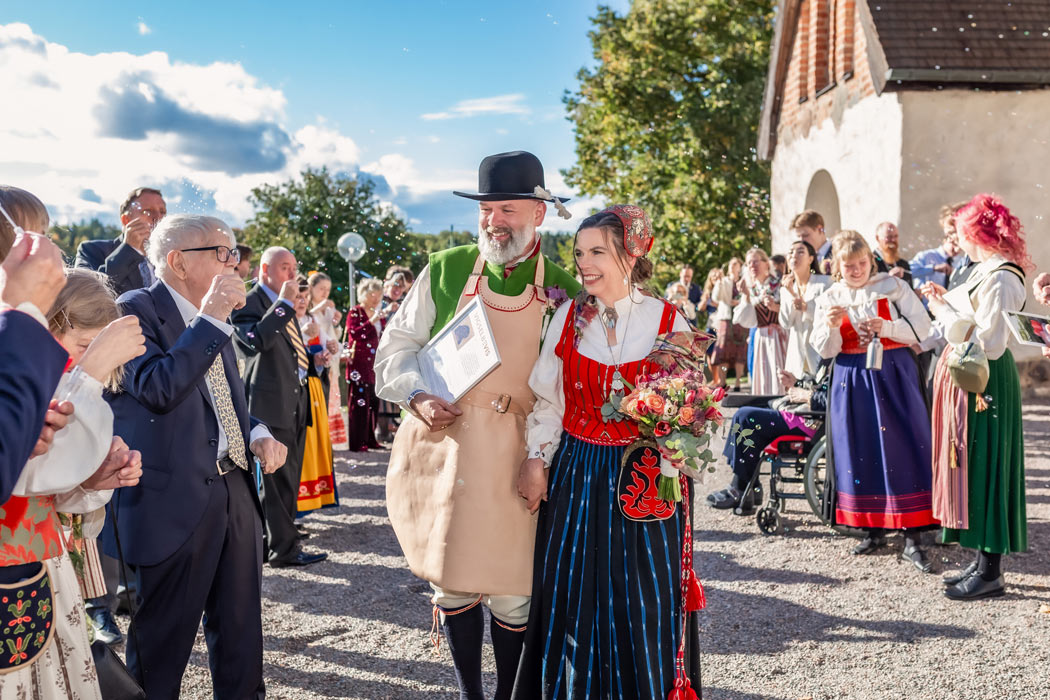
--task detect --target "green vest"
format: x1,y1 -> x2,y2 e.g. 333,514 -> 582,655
428,244 -> 581,337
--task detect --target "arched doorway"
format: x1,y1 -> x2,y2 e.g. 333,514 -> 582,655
804,170 -> 841,235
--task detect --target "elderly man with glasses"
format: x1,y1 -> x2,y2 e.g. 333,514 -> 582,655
102,214 -> 287,699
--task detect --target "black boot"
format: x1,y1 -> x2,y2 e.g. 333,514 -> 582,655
440,601 -> 485,700
490,616 -> 526,700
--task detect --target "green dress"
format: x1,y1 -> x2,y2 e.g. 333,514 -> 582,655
941,350 -> 1027,553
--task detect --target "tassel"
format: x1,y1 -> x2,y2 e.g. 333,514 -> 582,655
975,393 -> 989,412
684,569 -> 706,612
668,678 -> 700,700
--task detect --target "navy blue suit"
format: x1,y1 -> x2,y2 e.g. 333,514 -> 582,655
103,281 -> 265,700
75,237 -> 150,297
0,310 -> 67,502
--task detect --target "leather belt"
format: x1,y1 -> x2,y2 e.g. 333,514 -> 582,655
458,390 -> 530,419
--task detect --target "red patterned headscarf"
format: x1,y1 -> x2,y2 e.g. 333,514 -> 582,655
600,204 -> 654,258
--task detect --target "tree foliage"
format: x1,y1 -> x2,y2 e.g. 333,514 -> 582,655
564,0 -> 775,284
49,219 -> 121,259
239,168 -> 414,307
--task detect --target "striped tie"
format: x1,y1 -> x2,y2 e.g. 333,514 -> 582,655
289,322 -> 309,372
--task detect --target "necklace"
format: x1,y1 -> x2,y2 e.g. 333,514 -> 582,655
602,297 -> 634,395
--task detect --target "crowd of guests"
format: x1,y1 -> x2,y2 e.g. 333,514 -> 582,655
0,172 -> 1046,697
673,198 -> 1039,603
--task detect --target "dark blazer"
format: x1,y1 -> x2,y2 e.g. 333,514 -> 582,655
231,285 -> 308,433
0,311 -> 68,502
102,282 -> 262,567
74,237 -> 149,296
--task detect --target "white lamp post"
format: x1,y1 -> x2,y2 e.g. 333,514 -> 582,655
336,232 -> 367,306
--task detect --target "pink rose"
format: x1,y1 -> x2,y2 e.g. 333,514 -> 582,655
645,395 -> 666,414
678,406 -> 696,425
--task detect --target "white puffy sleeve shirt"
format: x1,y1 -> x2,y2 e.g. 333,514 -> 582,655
810,273 -> 931,359
525,293 -> 691,467
928,255 -> 1026,361
779,274 -> 831,377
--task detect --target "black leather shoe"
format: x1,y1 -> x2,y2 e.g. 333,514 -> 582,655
944,573 -> 1005,601
707,488 -> 731,504
710,489 -> 741,510
942,561 -> 978,586
899,545 -> 933,573
851,535 -> 888,555
89,607 -> 123,646
269,551 -> 328,568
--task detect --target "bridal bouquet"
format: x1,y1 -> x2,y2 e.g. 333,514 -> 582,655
605,330 -> 724,502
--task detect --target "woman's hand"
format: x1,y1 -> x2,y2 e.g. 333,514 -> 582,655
737,279 -> 749,297
861,317 -> 884,336
517,458 -> 548,514
825,305 -> 846,327
919,282 -> 947,305
1033,272 -> 1050,307
82,436 -> 142,491
78,316 -> 146,382
793,296 -> 806,311
778,370 -> 797,392
761,294 -> 779,312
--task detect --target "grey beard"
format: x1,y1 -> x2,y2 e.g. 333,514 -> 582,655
478,228 -> 532,265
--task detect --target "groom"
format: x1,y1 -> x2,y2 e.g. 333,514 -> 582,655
375,151 -> 580,699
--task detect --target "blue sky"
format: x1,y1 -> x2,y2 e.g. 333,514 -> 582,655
2,0 -> 631,233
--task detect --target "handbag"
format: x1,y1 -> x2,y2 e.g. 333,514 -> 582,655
91,640 -> 145,699
946,340 -> 989,394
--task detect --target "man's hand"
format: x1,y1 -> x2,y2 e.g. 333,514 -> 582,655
517,458 -> 548,514
410,393 -> 463,432
325,339 -> 340,355
78,316 -> 146,382
933,262 -> 953,276
82,436 -> 142,490
200,274 -> 247,321
1033,272 -> 1050,307
123,218 -> 152,254
301,320 -> 320,338
251,436 -> 288,474
888,266 -> 906,279
278,279 -> 298,303
31,400 -> 74,458
0,233 -> 66,313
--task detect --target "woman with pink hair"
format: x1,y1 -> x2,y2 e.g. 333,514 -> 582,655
921,193 -> 1031,601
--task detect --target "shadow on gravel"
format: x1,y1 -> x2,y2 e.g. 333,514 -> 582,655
702,688 -> 791,700
698,588 -> 975,656
261,662 -> 451,699
697,551 -> 844,586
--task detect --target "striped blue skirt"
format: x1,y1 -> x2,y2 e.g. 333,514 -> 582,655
512,435 -> 687,700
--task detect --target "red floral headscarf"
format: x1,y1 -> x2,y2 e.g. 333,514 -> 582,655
601,204 -> 654,258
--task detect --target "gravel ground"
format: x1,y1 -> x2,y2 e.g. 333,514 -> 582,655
155,401 -> 1049,699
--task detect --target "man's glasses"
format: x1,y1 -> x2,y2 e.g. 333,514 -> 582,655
180,245 -> 241,263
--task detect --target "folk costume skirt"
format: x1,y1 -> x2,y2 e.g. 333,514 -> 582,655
749,325 -> 787,395
513,435 -> 693,700
941,351 -> 1027,554
829,349 -> 937,530
711,320 -> 747,367
346,379 -> 381,452
297,376 -> 338,514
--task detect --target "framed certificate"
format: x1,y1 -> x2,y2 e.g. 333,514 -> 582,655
1003,310 -> 1050,348
418,296 -> 502,403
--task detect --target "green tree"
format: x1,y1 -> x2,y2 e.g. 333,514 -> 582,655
240,168 -> 412,307
564,0 -> 775,286
49,219 -> 121,259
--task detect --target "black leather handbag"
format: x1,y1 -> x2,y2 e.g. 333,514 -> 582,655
91,639 -> 145,699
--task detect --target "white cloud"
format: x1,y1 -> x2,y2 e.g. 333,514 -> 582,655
137,20 -> 151,36
421,93 -> 530,121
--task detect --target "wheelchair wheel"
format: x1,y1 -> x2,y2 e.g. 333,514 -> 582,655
803,436 -> 866,538
756,507 -> 781,535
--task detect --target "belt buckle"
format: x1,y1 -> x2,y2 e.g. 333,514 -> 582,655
492,394 -> 511,414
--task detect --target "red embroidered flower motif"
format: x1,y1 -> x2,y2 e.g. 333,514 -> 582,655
619,448 -> 676,520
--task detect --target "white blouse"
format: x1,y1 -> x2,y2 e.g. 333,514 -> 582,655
927,254 -> 1026,361
525,292 -> 691,466
810,273 -> 931,359
15,370 -> 115,538
711,277 -> 737,321
779,274 -> 831,377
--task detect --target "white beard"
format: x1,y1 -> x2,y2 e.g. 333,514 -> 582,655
478,227 -> 533,265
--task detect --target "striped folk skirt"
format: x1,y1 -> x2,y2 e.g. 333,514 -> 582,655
829,349 -> 937,530
512,435 -> 691,700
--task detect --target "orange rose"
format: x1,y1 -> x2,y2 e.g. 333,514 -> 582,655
645,394 -> 666,414
678,406 -> 696,425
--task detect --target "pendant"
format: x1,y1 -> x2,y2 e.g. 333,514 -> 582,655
611,369 -> 624,392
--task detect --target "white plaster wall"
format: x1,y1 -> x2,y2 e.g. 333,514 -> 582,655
770,91 -> 905,254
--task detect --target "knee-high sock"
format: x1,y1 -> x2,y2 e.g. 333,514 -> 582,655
490,615 -> 526,700
440,602 -> 484,700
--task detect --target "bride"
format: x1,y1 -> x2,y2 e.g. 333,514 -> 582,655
513,205 -> 700,700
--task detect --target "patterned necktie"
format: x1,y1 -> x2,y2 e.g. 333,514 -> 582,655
205,358 -> 249,472
288,321 -> 309,372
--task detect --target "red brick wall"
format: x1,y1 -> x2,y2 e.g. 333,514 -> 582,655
778,0 -> 878,143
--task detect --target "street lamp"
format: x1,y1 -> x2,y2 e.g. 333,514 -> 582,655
337,232 -> 367,306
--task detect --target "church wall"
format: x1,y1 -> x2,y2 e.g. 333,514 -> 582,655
769,91 -> 904,255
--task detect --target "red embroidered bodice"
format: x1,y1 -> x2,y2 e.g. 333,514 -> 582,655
555,299 -> 677,446
0,496 -> 65,567
839,297 -> 908,354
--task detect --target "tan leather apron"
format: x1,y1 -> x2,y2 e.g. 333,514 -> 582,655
386,254 -> 547,596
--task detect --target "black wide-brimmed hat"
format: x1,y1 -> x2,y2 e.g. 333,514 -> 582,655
453,150 -> 571,204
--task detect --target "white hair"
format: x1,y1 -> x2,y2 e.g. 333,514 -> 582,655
147,214 -> 235,278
